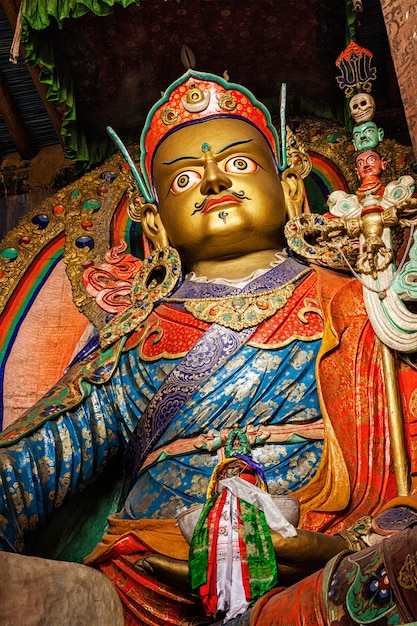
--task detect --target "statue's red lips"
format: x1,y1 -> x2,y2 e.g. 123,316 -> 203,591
202,195 -> 242,214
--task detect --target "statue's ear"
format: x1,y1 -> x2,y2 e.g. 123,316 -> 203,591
141,202 -> 169,250
281,168 -> 305,220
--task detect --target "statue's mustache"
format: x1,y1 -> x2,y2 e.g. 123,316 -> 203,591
192,190 -> 249,215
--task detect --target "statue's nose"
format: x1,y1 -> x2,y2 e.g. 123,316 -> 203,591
200,158 -> 232,195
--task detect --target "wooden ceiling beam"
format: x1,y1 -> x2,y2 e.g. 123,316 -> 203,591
0,68 -> 38,158
0,0 -> 64,145
24,66 -> 64,143
0,0 -> 19,29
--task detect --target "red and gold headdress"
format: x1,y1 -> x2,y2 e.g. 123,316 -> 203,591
138,70 -> 285,202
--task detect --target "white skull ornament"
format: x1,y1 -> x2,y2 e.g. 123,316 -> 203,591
349,93 -> 376,123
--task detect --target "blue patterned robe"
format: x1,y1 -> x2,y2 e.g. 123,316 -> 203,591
0,262 -> 324,552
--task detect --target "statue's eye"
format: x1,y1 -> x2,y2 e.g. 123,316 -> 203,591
224,157 -> 258,174
171,170 -> 202,194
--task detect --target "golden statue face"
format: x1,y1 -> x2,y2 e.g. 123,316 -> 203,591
151,118 -> 287,268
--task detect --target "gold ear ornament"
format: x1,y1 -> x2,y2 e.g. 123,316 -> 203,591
281,168 -> 306,220
126,185 -> 144,223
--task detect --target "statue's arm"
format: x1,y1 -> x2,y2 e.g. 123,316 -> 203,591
0,383 -> 127,553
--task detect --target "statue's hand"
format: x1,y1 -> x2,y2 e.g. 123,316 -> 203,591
270,529 -> 348,586
134,554 -> 191,590
134,531 -> 348,591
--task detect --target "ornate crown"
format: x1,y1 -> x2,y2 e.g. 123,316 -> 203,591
139,70 -> 284,201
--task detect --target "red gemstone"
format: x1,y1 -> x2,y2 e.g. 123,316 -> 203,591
97,185 -> 109,196
53,204 -> 66,216
81,220 -> 93,229
19,236 -> 31,245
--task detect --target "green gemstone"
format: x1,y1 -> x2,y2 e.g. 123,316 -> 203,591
232,296 -> 245,309
0,247 -> 18,260
83,198 -> 102,212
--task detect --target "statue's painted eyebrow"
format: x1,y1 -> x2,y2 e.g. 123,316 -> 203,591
162,138 -> 254,165
214,138 -> 253,155
162,154 -> 201,165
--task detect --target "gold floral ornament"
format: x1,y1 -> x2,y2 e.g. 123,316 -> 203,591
286,125 -> 312,180
126,184 -> 143,223
218,92 -> 237,112
161,106 -> 179,126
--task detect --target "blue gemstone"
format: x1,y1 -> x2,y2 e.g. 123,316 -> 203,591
99,171 -> 117,183
32,214 -> 50,229
75,236 -> 95,250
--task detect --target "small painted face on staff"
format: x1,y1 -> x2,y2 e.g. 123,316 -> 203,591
355,150 -> 387,181
352,121 -> 384,152
151,118 -> 288,268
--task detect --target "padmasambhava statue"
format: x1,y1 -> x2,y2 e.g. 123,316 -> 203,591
1,69 -> 417,625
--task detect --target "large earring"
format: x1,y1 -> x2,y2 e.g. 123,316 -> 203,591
130,246 -> 182,304
99,246 -> 182,348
